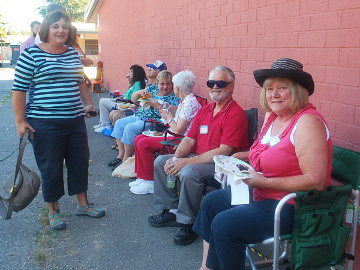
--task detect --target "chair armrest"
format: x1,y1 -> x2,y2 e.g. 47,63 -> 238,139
160,137 -> 184,146
273,193 -> 297,270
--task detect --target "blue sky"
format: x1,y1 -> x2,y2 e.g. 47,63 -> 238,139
0,0 -> 46,31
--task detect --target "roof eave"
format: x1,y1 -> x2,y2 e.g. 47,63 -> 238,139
84,0 -> 103,23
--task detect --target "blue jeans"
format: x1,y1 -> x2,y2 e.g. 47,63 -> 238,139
111,115 -> 149,146
193,188 -> 294,270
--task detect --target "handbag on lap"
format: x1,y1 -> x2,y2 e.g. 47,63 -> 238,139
0,130 -> 40,220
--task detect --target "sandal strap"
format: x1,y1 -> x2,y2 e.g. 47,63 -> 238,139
77,203 -> 105,218
48,212 -> 65,229
107,157 -> 122,166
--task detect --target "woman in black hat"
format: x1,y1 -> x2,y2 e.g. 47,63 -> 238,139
193,58 -> 332,270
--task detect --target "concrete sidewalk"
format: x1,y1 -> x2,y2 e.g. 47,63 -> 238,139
0,65 -> 202,270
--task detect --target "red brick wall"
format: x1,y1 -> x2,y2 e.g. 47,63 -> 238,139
96,0 -> 360,150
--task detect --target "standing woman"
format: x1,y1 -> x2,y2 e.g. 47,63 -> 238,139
12,11 -> 105,231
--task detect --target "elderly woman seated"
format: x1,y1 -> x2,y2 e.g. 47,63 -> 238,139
108,70 -> 180,167
129,70 -> 202,195
193,58 -> 332,270
93,64 -> 146,133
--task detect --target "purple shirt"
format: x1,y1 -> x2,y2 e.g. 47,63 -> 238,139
20,36 -> 35,53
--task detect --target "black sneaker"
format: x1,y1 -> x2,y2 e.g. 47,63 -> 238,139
148,209 -> 181,227
174,224 -> 198,245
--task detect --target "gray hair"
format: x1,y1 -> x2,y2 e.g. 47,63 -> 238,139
209,66 -> 235,82
172,70 -> 196,95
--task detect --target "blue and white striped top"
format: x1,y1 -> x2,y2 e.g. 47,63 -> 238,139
12,45 -> 85,119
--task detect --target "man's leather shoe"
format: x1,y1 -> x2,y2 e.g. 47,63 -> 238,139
174,224 -> 198,245
148,209 -> 181,227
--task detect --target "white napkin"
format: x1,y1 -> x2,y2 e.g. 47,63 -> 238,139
214,162 -> 250,205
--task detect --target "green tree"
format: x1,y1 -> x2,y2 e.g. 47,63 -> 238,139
38,0 -> 90,22
0,14 -> 6,40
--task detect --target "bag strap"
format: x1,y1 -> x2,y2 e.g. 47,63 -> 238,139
13,130 -> 30,187
6,129 -> 31,219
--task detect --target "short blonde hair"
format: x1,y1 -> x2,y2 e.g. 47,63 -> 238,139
157,70 -> 173,83
260,77 -> 309,113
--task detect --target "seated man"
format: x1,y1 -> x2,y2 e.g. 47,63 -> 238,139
94,60 -> 166,133
148,66 -> 249,245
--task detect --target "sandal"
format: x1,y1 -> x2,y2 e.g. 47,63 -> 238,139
107,157 -> 122,167
48,212 -> 66,230
76,204 -> 105,218
111,144 -> 118,150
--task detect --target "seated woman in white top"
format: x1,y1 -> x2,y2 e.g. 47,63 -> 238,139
130,70 -> 202,195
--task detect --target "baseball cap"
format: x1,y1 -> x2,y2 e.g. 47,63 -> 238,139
146,60 -> 167,71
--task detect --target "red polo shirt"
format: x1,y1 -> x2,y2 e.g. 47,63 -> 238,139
187,98 -> 248,155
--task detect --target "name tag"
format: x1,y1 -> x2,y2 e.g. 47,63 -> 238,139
200,125 -> 208,134
45,57 -> 57,61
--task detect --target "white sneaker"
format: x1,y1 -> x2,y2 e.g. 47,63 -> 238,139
93,123 -> 102,129
129,178 -> 146,188
94,126 -> 110,133
130,181 -> 154,195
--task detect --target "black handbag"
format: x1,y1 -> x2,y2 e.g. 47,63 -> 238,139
0,130 -> 40,220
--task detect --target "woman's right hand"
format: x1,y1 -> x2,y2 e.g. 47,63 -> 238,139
16,121 -> 35,138
137,90 -> 151,99
231,151 -> 249,161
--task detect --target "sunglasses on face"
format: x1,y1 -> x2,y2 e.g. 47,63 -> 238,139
206,80 -> 232,88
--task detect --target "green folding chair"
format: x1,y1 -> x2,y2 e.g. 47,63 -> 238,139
246,146 -> 359,270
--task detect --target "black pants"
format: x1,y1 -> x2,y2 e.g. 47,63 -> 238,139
27,117 -> 89,202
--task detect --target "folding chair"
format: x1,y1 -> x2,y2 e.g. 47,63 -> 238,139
159,94 -> 208,154
142,119 -> 169,133
246,145 -> 360,270
243,108 -> 258,148
194,94 -> 207,107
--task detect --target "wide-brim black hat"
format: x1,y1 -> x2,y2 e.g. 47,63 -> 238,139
253,58 -> 314,95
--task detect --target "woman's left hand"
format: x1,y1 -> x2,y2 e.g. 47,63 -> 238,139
84,105 -> 95,118
242,170 -> 269,188
160,110 -> 172,122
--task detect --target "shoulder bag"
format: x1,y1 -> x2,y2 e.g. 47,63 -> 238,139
0,130 -> 40,220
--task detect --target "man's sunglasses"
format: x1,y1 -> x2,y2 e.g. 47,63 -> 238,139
206,80 -> 232,88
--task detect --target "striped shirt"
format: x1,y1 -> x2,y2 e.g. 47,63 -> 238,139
12,45 -> 85,119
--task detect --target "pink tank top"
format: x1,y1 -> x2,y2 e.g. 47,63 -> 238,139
249,104 -> 332,203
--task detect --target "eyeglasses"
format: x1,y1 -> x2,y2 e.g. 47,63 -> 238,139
206,80 -> 232,88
